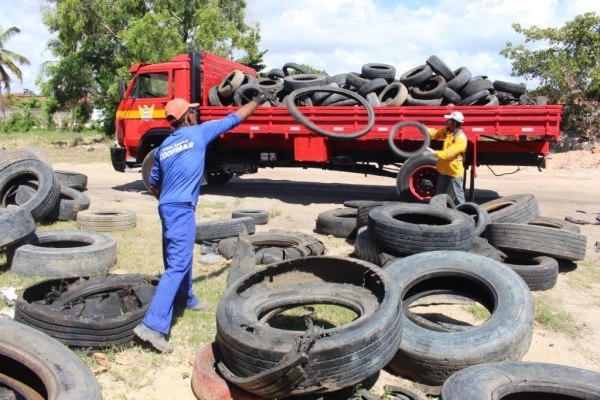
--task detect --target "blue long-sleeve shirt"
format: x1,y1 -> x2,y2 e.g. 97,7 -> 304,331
150,113 -> 241,206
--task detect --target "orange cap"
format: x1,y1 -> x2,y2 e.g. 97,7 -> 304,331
165,98 -> 199,120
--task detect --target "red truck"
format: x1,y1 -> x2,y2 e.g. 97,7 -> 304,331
111,51 -> 563,202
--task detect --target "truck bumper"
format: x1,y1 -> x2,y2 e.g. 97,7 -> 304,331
110,147 -> 127,172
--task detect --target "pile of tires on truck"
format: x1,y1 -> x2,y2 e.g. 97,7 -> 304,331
208,54 -> 547,109
2,147 -> 599,399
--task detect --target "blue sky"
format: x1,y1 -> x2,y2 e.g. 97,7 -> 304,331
2,0 -> 600,95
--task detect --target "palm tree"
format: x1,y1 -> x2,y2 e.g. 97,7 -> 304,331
0,26 -> 31,118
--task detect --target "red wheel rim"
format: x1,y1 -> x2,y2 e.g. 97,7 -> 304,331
409,165 -> 439,202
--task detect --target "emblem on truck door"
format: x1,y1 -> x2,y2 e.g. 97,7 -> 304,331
138,104 -> 154,121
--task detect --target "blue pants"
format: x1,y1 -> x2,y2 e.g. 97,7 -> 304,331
436,174 -> 466,205
143,203 -> 199,334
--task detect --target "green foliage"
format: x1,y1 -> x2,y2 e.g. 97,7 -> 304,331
0,109 -> 40,133
501,12 -> 600,145
39,0 -> 266,135
0,26 -> 31,92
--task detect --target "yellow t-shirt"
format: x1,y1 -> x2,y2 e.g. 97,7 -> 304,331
428,127 -> 467,177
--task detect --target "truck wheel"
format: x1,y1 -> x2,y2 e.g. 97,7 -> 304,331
141,148 -> 157,193
205,171 -> 233,185
396,154 -> 439,202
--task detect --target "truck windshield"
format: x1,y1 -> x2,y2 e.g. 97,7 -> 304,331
130,72 -> 168,99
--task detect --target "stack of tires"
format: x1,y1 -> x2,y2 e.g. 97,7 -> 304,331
207,56 -> 544,108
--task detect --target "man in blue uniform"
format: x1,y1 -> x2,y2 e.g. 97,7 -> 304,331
134,90 -> 266,353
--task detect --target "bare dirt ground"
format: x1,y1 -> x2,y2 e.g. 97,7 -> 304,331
51,149 -> 600,399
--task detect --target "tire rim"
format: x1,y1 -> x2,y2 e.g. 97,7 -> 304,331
409,165 -> 439,201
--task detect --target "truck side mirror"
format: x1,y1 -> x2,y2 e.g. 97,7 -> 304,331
117,78 -> 126,99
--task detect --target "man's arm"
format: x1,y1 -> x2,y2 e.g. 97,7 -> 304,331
235,99 -> 261,122
435,133 -> 468,161
149,184 -> 161,200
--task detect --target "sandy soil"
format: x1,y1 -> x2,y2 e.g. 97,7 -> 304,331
50,149 -> 600,399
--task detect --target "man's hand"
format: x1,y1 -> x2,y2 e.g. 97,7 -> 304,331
423,147 -> 435,155
252,88 -> 268,105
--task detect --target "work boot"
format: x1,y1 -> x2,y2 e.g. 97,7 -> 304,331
133,323 -> 174,353
188,302 -> 211,311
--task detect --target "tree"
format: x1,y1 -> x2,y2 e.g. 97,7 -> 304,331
501,12 -> 600,145
0,26 -> 31,119
40,0 -> 266,134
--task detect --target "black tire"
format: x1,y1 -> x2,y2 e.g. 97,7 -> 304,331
209,85 -> 224,106
9,230 -> 117,277
468,236 -> 507,262
218,70 -> 245,98
54,170 -> 88,191
460,78 -> 494,99
458,89 -> 490,105
480,194 -> 540,224
141,148 -> 157,193
282,62 -> 310,76
0,208 -> 36,250
216,256 -> 403,397
442,87 -> 461,104
368,204 -> 475,256
502,250 -> 558,291
385,251 -> 534,386
361,63 -> 396,82
343,200 -> 372,209
15,274 -> 158,347
429,194 -> 457,209
346,72 -> 370,89
77,209 -> 137,231
378,82 -> 408,106
396,154 -> 439,202
17,182 -> 91,221
267,68 -> 285,80
441,361 -> 600,399
286,87 -> 375,139
195,217 -> 256,242
311,83 -> 339,105
353,226 -> 384,267
412,76 -> 447,100
404,94 -> 443,106
486,223 -> 587,261
0,148 -> 48,171
400,64 -> 432,87
327,73 -> 348,86
529,215 -> 580,233
0,318 -> 102,398
283,74 -> 327,92
234,83 -> 268,106
315,208 -> 358,239
456,202 -> 491,237
357,78 -> 388,97
447,67 -> 471,92
0,159 -> 60,221
388,121 -> 431,159
471,94 -> 499,106
492,80 -> 526,96
217,229 -> 325,264
356,201 -> 398,228
231,209 -> 269,225
258,77 -> 283,93
366,92 -> 380,106
426,55 -> 455,82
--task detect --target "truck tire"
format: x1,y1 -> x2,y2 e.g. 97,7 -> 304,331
0,208 -> 36,250
16,182 -> 90,221
356,201 -> 398,228
217,229 -> 325,264
480,194 -> 540,224
0,318 -> 102,399
486,222 -> 587,261
361,63 -> 396,82
412,76 -> 447,100
385,251 -> 534,386
234,83 -> 269,106
10,230 -> 117,277
400,64 -> 432,87
468,236 -> 506,262
396,154 -> 439,202
460,78 -> 494,99
378,82 -> 408,106
195,217 -> 255,242
21,146 -> 53,168
388,121 -> 431,159
353,226 -> 384,266
15,274 -> 158,347
54,170 -> 88,191
429,194 -> 456,209
218,70 -> 245,98
346,71 -> 370,89
442,87 -> 461,104
141,148 -> 157,193
231,209 -> 269,225
315,207 -> 358,239
502,250 -> 558,291
216,256 -> 403,397
0,159 -> 60,221
77,209 -> 137,231
267,68 -> 285,80
0,148 -> 48,171
425,55 -> 455,82
404,93 -> 443,106
357,78 -> 388,97
368,204 -> 475,256
283,74 -> 326,92
447,66 -> 471,92
458,89 -> 490,105
343,200 -> 372,209
441,362 -> 600,400
529,215 -> 580,233
192,342 -> 263,400
209,85 -> 224,106
492,80 -> 527,96
282,62 -> 310,76
456,202 -> 491,237
286,87 -> 375,140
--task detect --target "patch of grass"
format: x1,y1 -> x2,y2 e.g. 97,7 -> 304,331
463,303 -> 491,321
534,293 -> 578,336
566,259 -> 600,290
268,208 -> 282,218
267,304 -> 358,331
197,201 -> 227,210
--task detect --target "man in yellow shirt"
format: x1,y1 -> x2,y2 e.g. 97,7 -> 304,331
424,111 -> 467,205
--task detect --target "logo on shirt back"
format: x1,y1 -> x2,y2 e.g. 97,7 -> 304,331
160,139 -> 195,160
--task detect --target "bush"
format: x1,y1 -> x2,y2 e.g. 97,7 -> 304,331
0,109 -> 40,133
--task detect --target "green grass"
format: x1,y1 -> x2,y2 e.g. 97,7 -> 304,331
463,303 -> 491,321
533,293 -> 578,336
267,304 -> 358,331
268,207 -> 282,218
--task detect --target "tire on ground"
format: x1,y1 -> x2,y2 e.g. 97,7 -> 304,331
429,194 -> 456,209
0,318 -> 102,398
216,256 -> 403,397
17,182 -> 91,221
231,209 -> 269,225
480,193 -> 540,224
356,201 -> 398,228
77,209 -> 136,231
441,361 -> 600,399
315,207 -> 358,238
195,217 -> 255,242
385,251 -> 534,386
528,215 -> 580,234
9,230 -> 117,277
368,203 -> 475,255
0,208 -> 36,250
456,202 -> 491,237
54,170 -> 88,191
501,250 -> 558,291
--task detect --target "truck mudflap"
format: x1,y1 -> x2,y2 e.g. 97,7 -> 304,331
110,147 -> 127,172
